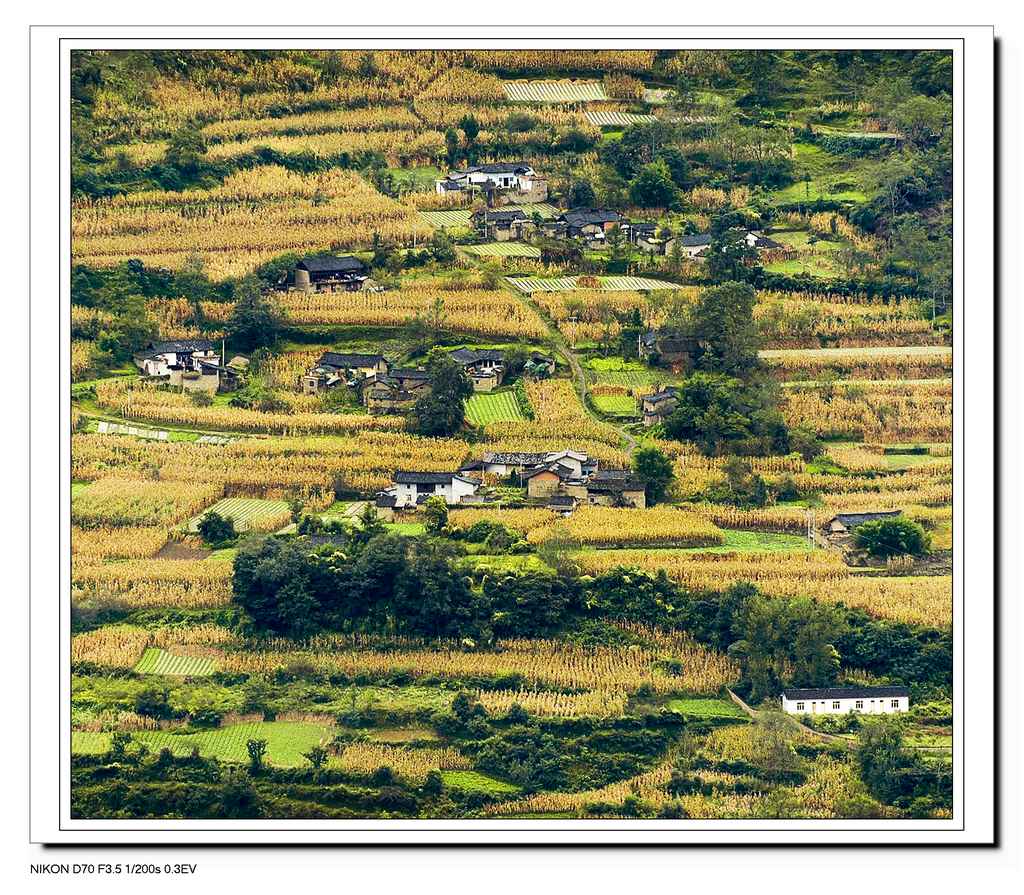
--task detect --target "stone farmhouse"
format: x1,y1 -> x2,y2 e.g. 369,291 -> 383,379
435,162 -> 548,204
639,330 -> 701,370
301,352 -> 390,395
462,449 -> 593,480
640,385 -> 682,427
293,255 -> 371,292
471,208 -> 535,242
360,368 -> 432,414
449,348 -> 506,391
134,339 -> 219,378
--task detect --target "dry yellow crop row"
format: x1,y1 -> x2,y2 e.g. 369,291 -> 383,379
276,288 -> 549,340
528,506 -> 726,548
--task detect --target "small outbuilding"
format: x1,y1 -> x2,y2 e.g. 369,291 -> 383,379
824,510 -> 903,544
294,255 -> 370,292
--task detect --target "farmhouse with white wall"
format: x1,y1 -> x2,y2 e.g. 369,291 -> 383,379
781,686 -> 910,716
390,471 -> 481,508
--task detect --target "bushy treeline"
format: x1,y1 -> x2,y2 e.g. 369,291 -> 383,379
233,530 -> 952,700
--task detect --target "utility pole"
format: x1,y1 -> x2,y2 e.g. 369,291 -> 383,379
806,508 -> 816,548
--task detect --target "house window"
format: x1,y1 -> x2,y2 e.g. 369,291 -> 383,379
795,702 -> 804,711
891,699 -> 900,708
832,701 -> 841,710
855,700 -> 864,709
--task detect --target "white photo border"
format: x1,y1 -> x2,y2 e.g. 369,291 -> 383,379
29,25 -> 995,845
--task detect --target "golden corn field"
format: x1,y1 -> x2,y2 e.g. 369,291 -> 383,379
276,287 -> 549,340
473,688 -> 629,719
73,560 -> 234,610
334,743 -> 471,783
114,628 -> 739,696
762,346 -> 953,380
484,379 -> 623,446
72,167 -> 433,278
72,431 -> 468,498
528,506 -> 726,548
71,476 -> 223,528
71,525 -> 169,561
446,507 -> 557,535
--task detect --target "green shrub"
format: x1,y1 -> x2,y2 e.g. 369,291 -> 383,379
854,518 -> 931,557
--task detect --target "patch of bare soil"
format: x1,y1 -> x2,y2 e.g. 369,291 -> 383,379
155,539 -> 211,561
844,549 -> 952,576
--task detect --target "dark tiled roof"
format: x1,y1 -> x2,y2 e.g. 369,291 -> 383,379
147,339 -> 216,354
829,511 -> 902,526
474,209 -> 529,223
449,348 -> 504,365
782,687 -> 909,700
375,493 -> 398,508
456,162 -> 532,175
643,387 -> 680,404
297,255 -> 367,274
547,495 -> 577,507
319,352 -> 387,369
483,451 -> 549,466
390,368 -> 431,380
586,471 -> 646,492
523,462 -> 574,481
562,208 -> 622,228
394,471 -> 465,485
678,233 -> 713,247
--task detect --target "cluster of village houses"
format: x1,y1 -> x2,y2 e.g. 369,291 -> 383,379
376,448 -> 647,515
133,339 -> 249,395
431,160 -> 783,256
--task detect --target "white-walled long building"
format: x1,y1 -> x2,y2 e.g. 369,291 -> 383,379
781,686 -> 910,716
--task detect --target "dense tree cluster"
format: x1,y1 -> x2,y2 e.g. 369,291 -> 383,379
232,532 -> 951,697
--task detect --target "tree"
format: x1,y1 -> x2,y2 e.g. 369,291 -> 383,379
197,510 -> 236,545
869,154 -> 929,243
661,371 -> 791,457
688,281 -> 761,376
704,214 -> 759,283
165,127 -> 207,176
303,745 -> 328,771
629,160 -> 678,209
889,95 -> 949,147
351,503 -> 387,546
408,349 -> 474,437
233,537 -> 323,636
669,72 -> 696,117
246,738 -> 268,775
428,229 -> 456,264
567,179 -> 597,207
707,457 -> 770,508
444,128 -> 460,167
227,277 -> 283,352
423,495 -> 449,535
856,719 -> 911,803
632,446 -> 675,505
854,518 -> 931,558
422,769 -> 444,796
657,145 -> 692,189
729,593 -> 844,701
458,113 -> 480,145
788,426 -> 823,463
109,731 -> 133,760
